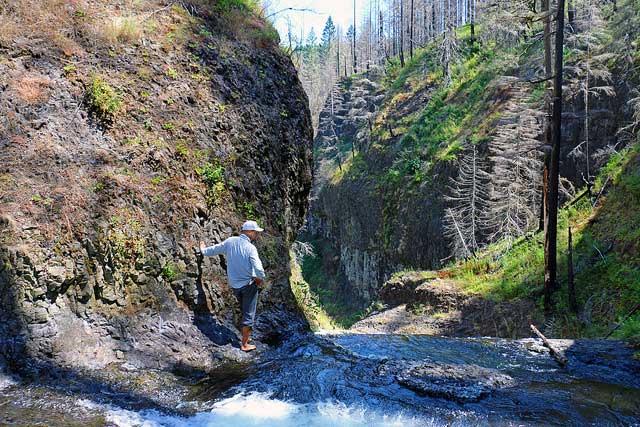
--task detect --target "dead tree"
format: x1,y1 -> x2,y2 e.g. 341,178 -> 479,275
400,0 -> 406,67
565,2 -> 615,184
544,0 -> 566,313
440,0 -> 458,85
444,142 -> 492,258
489,80 -> 544,244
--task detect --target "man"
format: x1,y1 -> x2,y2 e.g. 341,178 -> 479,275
199,220 -> 265,352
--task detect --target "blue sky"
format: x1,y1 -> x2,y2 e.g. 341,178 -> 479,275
265,0 -> 363,44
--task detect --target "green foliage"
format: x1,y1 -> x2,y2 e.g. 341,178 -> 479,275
240,201 -> 257,219
150,176 -> 165,185
63,64 -> 77,76
298,240 -> 368,328
372,35 -> 501,189
197,161 -> 226,205
87,75 -> 122,120
31,194 -> 52,206
166,67 -> 179,79
441,143 -> 640,340
197,162 -> 224,187
290,250 -> 339,331
92,182 -> 106,192
161,262 -> 179,281
215,0 -> 260,14
175,141 -> 190,158
162,122 -> 175,131
107,212 -> 146,267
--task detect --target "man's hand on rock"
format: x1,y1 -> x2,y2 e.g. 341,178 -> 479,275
199,241 -> 206,253
253,277 -> 264,287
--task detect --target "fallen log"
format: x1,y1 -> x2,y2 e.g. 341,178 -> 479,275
530,324 -> 568,366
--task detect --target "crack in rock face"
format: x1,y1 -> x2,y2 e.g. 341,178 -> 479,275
393,362 -> 515,403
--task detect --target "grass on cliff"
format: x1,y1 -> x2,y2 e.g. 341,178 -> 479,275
330,27 -> 523,192
440,142 -> 640,341
374,27 -> 509,187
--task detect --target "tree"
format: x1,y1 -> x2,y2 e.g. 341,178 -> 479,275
544,0 -> 567,313
321,17 -> 336,53
306,27 -> 317,47
565,2 -> 615,184
489,80 -> 544,244
444,142 -> 492,258
353,0 -> 358,73
410,0 -> 415,59
346,24 -> 356,74
540,0 -> 553,233
399,0 -> 405,66
440,0 -> 458,84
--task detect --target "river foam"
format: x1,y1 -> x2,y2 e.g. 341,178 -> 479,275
101,392 -> 426,427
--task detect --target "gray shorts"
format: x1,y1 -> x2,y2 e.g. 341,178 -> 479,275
232,281 -> 259,328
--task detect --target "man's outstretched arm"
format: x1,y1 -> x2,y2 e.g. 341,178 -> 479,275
199,240 -> 226,257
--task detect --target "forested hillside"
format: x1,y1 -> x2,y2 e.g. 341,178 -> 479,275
292,0 -> 640,340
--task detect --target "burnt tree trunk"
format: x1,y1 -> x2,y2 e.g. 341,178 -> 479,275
544,0 -> 566,313
568,226 -> 577,313
540,0 -> 553,233
400,0 -> 406,67
410,0 -> 415,59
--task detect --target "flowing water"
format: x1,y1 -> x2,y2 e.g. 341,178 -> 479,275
1,333 -> 639,426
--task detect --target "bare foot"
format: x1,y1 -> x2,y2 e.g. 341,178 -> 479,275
241,344 -> 256,352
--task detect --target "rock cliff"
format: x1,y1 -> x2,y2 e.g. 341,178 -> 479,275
0,1 -> 313,373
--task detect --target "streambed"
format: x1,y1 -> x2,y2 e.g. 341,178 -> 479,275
1,333 -> 639,426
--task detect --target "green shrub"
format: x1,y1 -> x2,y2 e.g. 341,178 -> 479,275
216,0 -> 260,13
197,161 -> 226,204
166,67 -> 179,79
161,262 -> 179,281
87,75 -> 122,120
241,201 -> 257,219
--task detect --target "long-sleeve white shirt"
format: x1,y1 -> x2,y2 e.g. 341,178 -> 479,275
202,234 -> 265,289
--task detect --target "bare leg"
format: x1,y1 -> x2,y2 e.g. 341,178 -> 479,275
241,326 -> 256,352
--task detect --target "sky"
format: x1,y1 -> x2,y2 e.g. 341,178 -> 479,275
264,0 -> 362,45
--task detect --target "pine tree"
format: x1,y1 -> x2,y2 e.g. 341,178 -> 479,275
321,17 -> 337,53
306,27 -> 318,47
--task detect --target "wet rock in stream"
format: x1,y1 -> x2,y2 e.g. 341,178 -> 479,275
393,362 -> 515,403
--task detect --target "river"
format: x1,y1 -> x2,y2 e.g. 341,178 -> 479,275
1,333 -> 639,426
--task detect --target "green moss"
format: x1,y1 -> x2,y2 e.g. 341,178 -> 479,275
297,240 -> 370,328
290,250 -> 339,331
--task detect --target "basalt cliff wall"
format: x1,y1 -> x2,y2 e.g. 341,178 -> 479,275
0,1 -> 313,373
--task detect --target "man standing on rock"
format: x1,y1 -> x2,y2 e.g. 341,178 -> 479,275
199,220 -> 265,352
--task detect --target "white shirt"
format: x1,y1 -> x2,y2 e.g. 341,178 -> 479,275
202,234 -> 266,289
